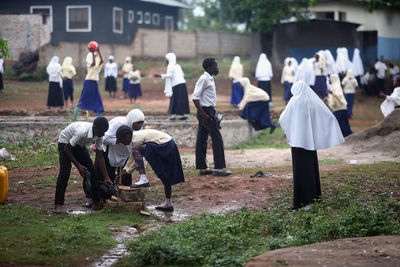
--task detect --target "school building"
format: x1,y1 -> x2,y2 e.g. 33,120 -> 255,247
310,0 -> 400,62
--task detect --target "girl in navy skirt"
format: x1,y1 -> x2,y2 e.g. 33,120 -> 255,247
229,56 -> 244,107
327,74 -> 352,137
313,53 -> 328,98
124,129 -> 185,212
281,59 -> 295,104
74,48 -> 104,118
46,56 -> 64,110
128,64 -> 142,105
59,57 -> 76,109
342,70 -> 358,118
122,57 -> 132,99
239,77 -> 276,133
255,53 -> 273,103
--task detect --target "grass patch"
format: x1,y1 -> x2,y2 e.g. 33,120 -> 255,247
318,158 -> 342,165
0,205 -> 151,265
118,162 -> 400,267
234,124 -> 290,149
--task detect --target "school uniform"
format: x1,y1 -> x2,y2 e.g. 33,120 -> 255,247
342,70 -> 358,117
192,71 -> 226,170
229,56 -> 244,106
375,61 -> 387,96
77,53 -> 104,113
256,53 -> 273,102
328,74 -> 352,137
294,58 -> 316,87
104,58 -> 118,93
239,77 -> 275,131
0,58 -> 4,92
124,129 -> 184,186
281,64 -> 295,101
381,86 -> 400,117
128,69 -> 142,100
46,56 -> 64,107
162,53 -> 190,115
122,58 -> 132,94
313,57 -> 328,98
58,57 -> 76,102
284,57 -> 298,72
322,50 -> 338,76
336,47 -> 353,81
55,122 -> 103,205
279,81 -> 344,210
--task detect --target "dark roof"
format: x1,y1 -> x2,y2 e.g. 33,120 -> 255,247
281,18 -> 360,27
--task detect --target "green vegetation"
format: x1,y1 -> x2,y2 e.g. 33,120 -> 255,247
118,162 -> 400,267
0,205 -> 151,265
234,123 -> 290,149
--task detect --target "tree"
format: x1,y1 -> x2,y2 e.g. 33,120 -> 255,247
0,37 -> 10,59
359,0 -> 400,12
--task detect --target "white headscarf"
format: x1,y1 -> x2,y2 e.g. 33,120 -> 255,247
163,52 -> 176,97
238,77 -> 270,110
0,58 -> 4,73
294,58 -> 315,86
46,56 -> 62,86
255,53 -> 273,80
352,48 -> 364,77
328,74 -> 347,111
61,57 -> 76,74
336,47 -> 353,74
125,109 -> 145,128
229,56 -> 243,82
381,87 -> 400,117
284,57 -> 298,72
279,81 -> 344,150
323,50 -> 338,75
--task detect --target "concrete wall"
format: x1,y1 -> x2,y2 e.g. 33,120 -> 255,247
0,14 -> 51,60
37,28 -> 253,67
0,116 -> 259,149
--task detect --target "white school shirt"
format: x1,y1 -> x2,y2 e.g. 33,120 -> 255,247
375,61 -> 387,79
0,58 -> 4,73
128,70 -> 141,85
85,53 -> 103,81
58,122 -> 104,150
390,66 -> 399,80
104,62 -> 118,78
192,71 -> 217,107
102,117 -> 131,167
281,65 -> 294,84
161,64 -> 186,87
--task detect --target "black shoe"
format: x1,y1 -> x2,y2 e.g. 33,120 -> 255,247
213,170 -> 232,176
169,116 -> 176,121
130,182 -> 151,188
199,169 -> 213,175
179,115 -> 188,120
269,125 -> 276,134
84,199 -> 94,208
155,205 -> 174,212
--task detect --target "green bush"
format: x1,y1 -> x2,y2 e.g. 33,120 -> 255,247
2,67 -> 17,79
17,67 -> 48,82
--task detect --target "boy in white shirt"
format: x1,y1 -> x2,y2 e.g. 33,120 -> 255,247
374,58 -> 387,97
55,117 -> 112,213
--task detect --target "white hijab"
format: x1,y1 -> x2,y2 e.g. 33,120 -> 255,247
229,56 -> 243,81
323,50 -> 338,75
336,47 -> 353,74
284,57 -> 298,72
352,48 -> 364,77
279,81 -> 344,150
238,77 -> 270,110
255,53 -> 273,80
46,56 -> 62,86
381,87 -> 400,117
163,52 -> 176,97
61,57 -> 76,74
294,58 -> 315,86
125,109 -> 145,128
328,74 -> 347,111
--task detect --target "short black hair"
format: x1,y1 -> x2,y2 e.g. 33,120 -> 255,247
202,58 -> 216,71
93,117 -> 109,131
116,125 -> 133,140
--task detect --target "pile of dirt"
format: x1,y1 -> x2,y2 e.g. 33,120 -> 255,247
345,109 -> 400,155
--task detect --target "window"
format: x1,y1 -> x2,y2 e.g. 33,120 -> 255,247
66,6 -> 91,32
128,10 -> 134,23
113,7 -> 123,34
30,6 -> 53,32
137,11 -> 143,24
152,13 -> 160,25
144,12 -> 151,24
165,16 -> 174,31
339,11 -> 346,21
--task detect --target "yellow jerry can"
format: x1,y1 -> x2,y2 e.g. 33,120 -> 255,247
0,166 -> 8,204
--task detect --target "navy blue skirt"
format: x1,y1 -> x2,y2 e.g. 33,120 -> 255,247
258,80 -> 271,102
63,78 -> 74,101
122,78 -> 130,93
333,109 -> 352,137
143,140 -> 185,186
169,83 -> 190,115
240,101 -> 276,131
47,81 -> 64,107
313,75 -> 328,98
105,76 -> 117,92
129,83 -> 142,99
284,81 -> 293,101
77,80 -> 104,112
230,82 -> 244,106
344,93 -> 354,117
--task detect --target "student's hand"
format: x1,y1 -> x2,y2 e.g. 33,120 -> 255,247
78,165 -> 88,178
201,113 -> 213,128
104,178 -> 113,185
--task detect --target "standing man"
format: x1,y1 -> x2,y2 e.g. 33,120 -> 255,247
375,58 -> 387,97
192,58 -> 232,177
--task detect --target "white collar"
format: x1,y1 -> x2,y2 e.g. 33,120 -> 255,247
87,125 -> 94,139
204,71 -> 214,80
